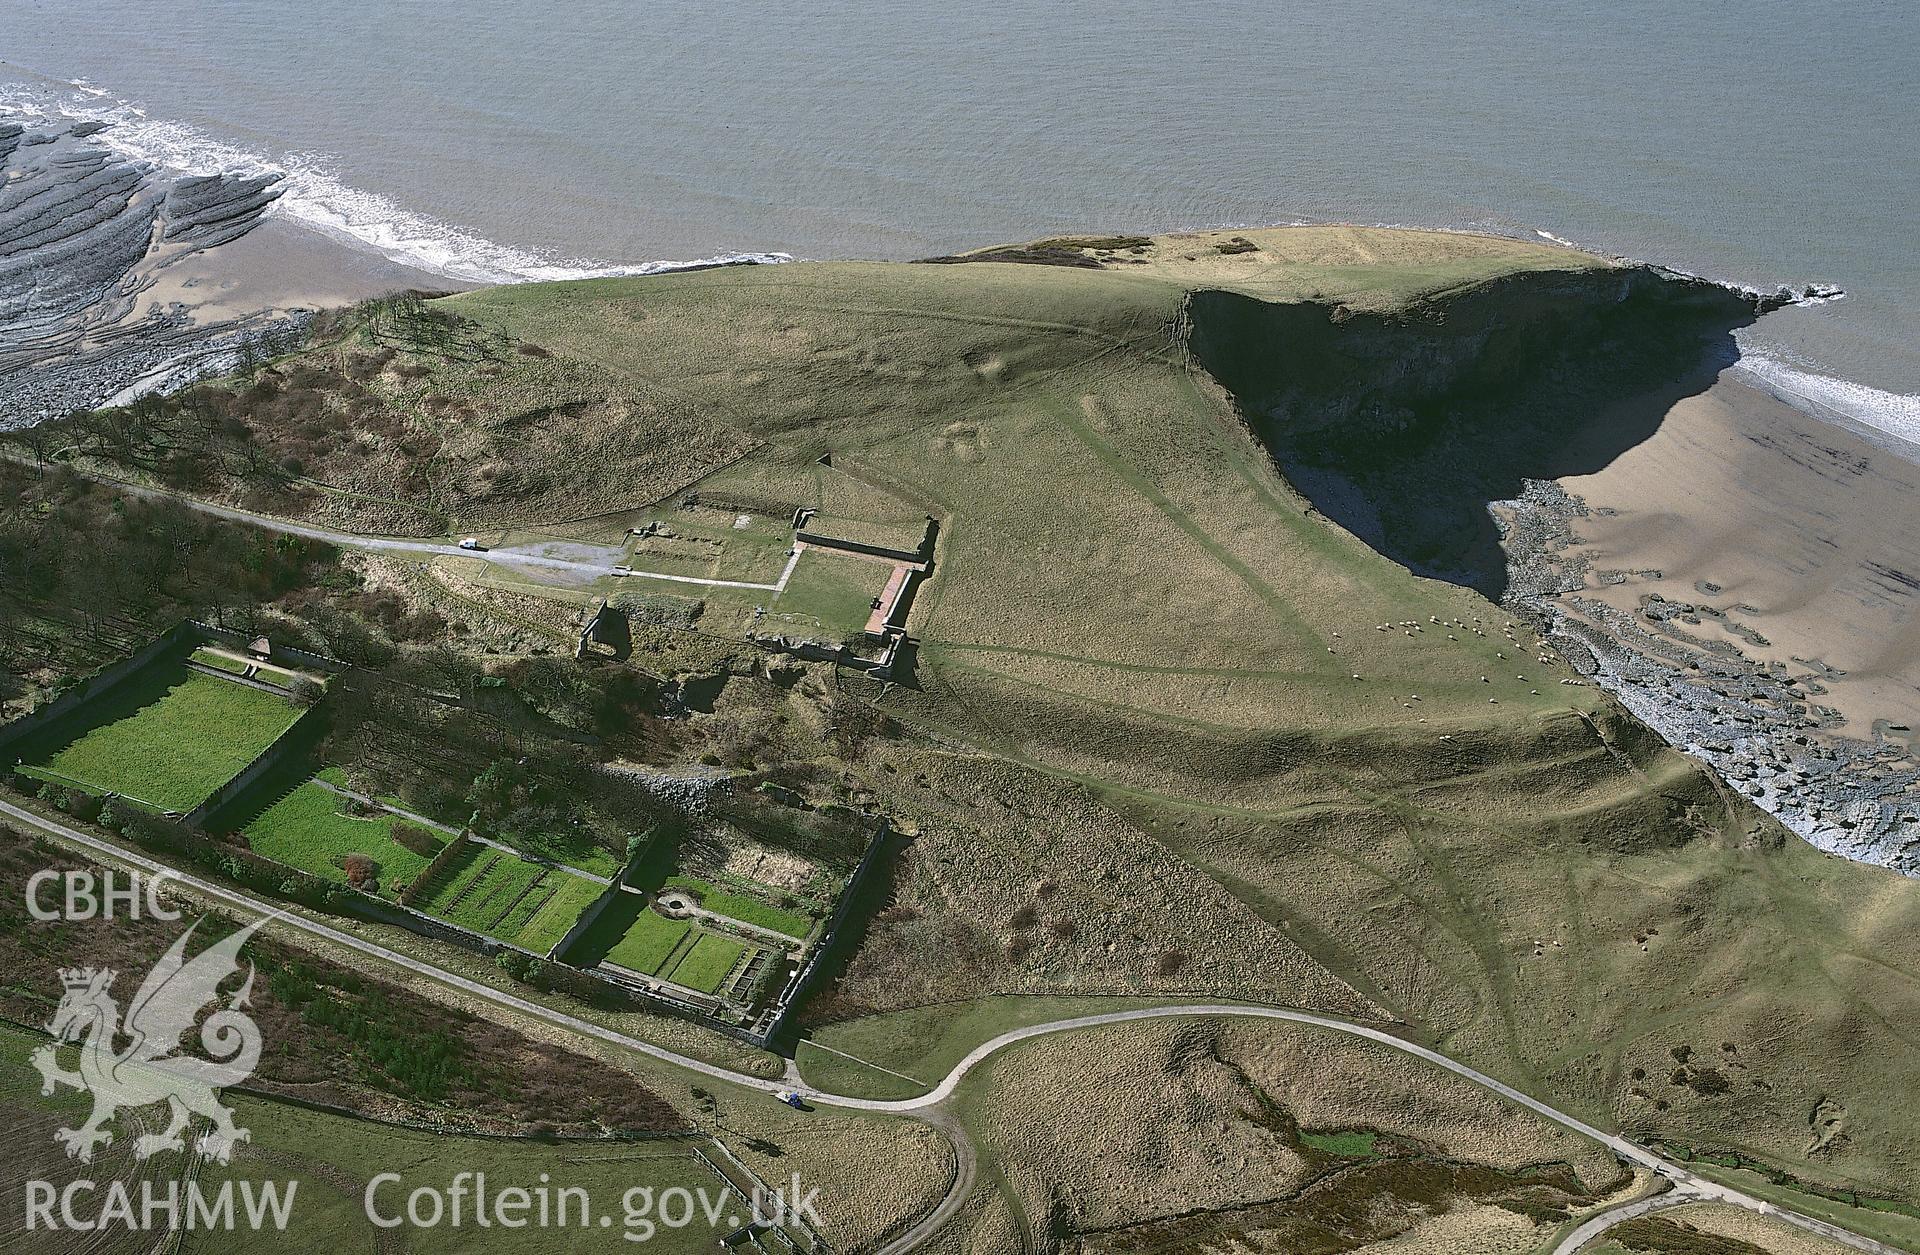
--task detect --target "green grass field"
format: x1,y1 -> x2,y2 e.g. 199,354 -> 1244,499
583,897 -> 754,995
604,908 -> 693,973
23,664 -> 304,811
417,845 -> 606,952
244,779 -> 443,897
499,830 -> 622,879
666,876 -> 815,938
1301,1130 -> 1381,1158
667,932 -> 748,994
514,873 -> 607,953
190,647 -> 250,675
770,549 -> 888,640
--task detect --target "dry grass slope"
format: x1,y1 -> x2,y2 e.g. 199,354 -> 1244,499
441,240 -> 1920,1212
16,227 -> 1915,1226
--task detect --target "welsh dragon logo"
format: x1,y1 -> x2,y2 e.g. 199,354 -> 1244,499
32,917 -> 267,1164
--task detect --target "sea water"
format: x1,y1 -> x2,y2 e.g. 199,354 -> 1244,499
2,0 -> 1915,440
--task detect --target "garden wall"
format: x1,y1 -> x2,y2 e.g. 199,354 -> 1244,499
398,832 -> 475,907
762,818 -> 892,1041
794,530 -> 929,566
182,706 -> 318,828
0,621 -> 200,759
189,621 -> 344,676
547,877 -> 627,962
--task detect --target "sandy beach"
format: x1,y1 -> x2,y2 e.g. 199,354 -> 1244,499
2,108 -> 464,425
1563,374 -> 1919,734
140,216 -> 471,328
1513,372 -> 1920,870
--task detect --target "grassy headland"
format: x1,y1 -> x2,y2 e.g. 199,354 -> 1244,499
9,226 -> 1919,1235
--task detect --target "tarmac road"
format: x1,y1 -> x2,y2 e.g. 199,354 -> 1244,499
0,803 -> 1898,1255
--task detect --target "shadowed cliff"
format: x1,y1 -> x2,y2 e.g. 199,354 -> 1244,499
1188,267 -> 1785,598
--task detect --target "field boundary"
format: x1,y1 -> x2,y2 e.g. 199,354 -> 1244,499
0,621 -> 203,759
181,707 -> 317,828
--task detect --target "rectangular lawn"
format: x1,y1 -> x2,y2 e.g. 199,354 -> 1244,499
604,909 -> 691,974
189,648 -> 250,675
699,888 -> 814,938
33,667 -> 303,812
668,878 -> 817,940
244,780 -> 444,898
666,932 -> 748,994
665,876 -> 816,938
769,549 -> 884,639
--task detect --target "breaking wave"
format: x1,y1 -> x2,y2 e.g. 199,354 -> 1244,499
1733,350 -> 1920,453
0,80 -> 790,285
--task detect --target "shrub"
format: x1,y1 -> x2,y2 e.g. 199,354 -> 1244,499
1686,1068 -> 1731,1096
746,961 -> 788,1009
391,823 -> 442,858
334,852 -> 379,889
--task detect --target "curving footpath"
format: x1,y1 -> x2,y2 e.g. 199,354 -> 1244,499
0,797 -> 1898,1255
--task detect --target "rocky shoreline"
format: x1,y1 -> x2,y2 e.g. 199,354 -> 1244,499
1495,478 -> 1920,875
0,115 -> 306,425
7,133 -> 1910,877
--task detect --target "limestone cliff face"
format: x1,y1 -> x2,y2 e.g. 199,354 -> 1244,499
1192,268 -> 1920,876
1186,266 -> 1783,594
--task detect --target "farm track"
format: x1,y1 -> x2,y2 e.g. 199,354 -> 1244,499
1,797 -> 1901,1254
23,456 -> 820,600
0,460 -> 620,581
